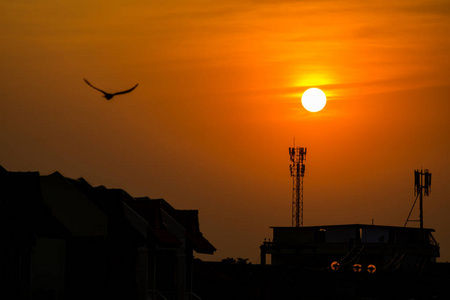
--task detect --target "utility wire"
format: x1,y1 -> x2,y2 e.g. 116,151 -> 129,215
404,193 -> 420,227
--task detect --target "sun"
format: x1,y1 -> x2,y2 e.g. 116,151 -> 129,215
301,88 -> 327,112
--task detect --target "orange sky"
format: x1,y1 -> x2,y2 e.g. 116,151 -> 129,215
1,0 -> 450,262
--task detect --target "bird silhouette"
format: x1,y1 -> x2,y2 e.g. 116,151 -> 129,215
84,79 -> 138,100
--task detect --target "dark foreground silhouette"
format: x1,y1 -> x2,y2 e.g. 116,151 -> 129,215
84,78 -> 138,100
0,166 -> 215,300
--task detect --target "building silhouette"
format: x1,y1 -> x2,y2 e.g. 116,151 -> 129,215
0,166 -> 215,300
261,224 -> 440,272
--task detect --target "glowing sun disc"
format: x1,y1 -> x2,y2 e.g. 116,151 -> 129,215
301,88 -> 327,112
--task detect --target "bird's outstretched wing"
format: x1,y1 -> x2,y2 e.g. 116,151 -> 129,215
84,79 -> 108,95
113,84 -> 139,96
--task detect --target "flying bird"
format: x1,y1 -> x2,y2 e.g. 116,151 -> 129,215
84,79 -> 138,100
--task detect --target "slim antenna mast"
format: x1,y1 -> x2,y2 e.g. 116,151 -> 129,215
405,169 -> 432,228
289,145 -> 307,227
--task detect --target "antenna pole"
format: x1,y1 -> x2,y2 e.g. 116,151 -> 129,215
406,169 -> 431,229
289,145 -> 307,227
419,181 -> 424,230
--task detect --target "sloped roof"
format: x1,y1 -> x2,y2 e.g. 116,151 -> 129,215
124,197 -> 182,247
1,165 -> 215,253
171,209 -> 216,254
189,233 -> 216,254
0,170 -> 71,239
130,198 -> 216,254
39,172 -> 108,236
66,178 -> 148,243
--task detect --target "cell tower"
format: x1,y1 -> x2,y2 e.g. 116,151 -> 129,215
405,169 -> 432,229
289,146 -> 307,227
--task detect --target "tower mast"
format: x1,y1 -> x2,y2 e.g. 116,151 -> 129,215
405,169 -> 432,229
289,146 -> 307,227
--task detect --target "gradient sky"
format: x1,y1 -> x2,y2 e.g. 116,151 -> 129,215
1,0 -> 450,263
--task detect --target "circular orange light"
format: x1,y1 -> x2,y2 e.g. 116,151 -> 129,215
353,264 -> 362,272
367,264 -> 376,273
331,261 -> 340,271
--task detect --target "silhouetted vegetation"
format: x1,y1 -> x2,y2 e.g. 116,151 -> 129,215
221,257 -> 252,265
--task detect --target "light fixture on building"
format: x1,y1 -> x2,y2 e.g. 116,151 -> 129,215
352,263 -> 362,272
367,264 -> 376,273
331,261 -> 340,271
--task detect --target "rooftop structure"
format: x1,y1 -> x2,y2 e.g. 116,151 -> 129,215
261,224 -> 439,273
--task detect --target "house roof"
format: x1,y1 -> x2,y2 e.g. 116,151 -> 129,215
124,197 -> 182,247
127,197 -> 216,253
66,178 -> 148,243
189,233 -> 216,254
171,209 -> 216,254
1,165 -> 215,253
39,172 -> 108,236
0,170 -> 71,239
